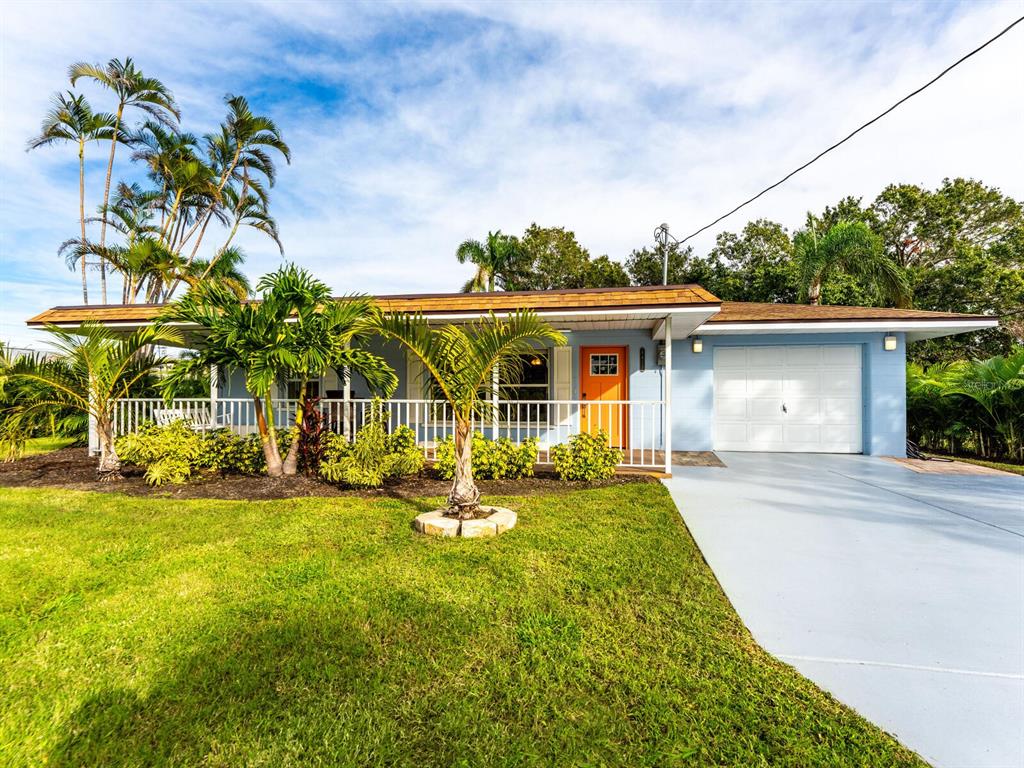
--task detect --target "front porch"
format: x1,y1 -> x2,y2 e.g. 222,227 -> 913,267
110,396 -> 668,469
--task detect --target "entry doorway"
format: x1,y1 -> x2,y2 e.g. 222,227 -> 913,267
579,345 -> 629,448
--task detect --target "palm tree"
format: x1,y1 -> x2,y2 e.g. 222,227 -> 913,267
0,323 -> 182,477
161,266 -> 394,477
373,311 -> 564,518
26,92 -> 116,304
69,57 -> 180,303
794,217 -> 912,307
943,348 -> 1024,461
456,231 -> 523,292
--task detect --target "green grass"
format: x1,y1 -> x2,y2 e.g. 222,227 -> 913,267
943,456 -> 1024,476
19,436 -> 76,456
0,484 -> 925,767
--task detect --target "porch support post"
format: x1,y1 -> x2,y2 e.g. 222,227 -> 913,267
342,340 -> 351,438
491,365 -> 499,440
209,364 -> 219,425
663,314 -> 672,475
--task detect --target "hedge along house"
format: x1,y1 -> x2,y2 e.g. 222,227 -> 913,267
27,285 -> 997,473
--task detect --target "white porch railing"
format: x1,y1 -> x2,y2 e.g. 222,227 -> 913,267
112,397 -> 666,468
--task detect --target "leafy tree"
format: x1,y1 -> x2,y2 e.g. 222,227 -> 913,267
794,218 -> 911,307
456,230 -> 523,292
0,324 -> 182,477
26,92 -> 116,303
69,57 -> 180,302
705,219 -> 797,303
510,225 -> 594,290
373,311 -> 564,518
625,241 -> 716,287
162,266 -> 395,477
582,254 -> 630,288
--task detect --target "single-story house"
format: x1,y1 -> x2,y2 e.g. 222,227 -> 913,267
27,285 -> 998,472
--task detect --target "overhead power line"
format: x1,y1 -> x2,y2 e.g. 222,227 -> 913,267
675,13 -> 1024,245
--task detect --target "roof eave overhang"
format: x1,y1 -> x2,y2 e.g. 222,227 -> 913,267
697,318 -> 999,342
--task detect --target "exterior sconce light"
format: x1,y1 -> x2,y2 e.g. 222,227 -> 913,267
639,347 -> 646,372
884,334 -> 897,351
691,337 -> 703,353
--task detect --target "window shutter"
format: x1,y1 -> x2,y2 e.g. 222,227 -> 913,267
552,345 -> 572,426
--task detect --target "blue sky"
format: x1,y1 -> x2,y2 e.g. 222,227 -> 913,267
1,0 -> 1022,346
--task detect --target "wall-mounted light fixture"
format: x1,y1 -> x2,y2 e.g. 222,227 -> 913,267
691,337 -> 703,354
884,334 -> 897,352
639,347 -> 646,372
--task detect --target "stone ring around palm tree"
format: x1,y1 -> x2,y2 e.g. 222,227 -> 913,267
414,506 -> 517,538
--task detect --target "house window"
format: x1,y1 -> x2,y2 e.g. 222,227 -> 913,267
285,380 -> 321,400
589,353 -> 619,376
500,352 -> 549,403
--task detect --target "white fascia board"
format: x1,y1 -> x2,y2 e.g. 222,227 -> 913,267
698,319 -> 998,336
420,305 -> 720,322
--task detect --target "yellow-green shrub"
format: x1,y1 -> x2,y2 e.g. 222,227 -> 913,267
550,430 -> 621,481
434,431 -> 538,480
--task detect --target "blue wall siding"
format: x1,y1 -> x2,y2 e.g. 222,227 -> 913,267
670,331 -> 907,456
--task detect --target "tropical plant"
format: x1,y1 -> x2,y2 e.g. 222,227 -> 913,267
435,432 -> 538,480
455,230 -> 523,292
161,265 -> 395,477
69,57 -> 180,302
116,419 -> 204,485
0,323 -> 182,476
319,419 -> 422,489
550,430 -> 621,481
373,310 -> 564,518
794,218 -> 911,307
26,92 -> 116,303
906,347 -> 1024,462
0,347 -> 87,456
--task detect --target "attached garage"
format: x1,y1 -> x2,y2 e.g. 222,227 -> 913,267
713,344 -> 862,453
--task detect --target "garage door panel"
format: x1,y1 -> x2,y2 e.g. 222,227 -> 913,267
714,398 -> 748,419
786,345 -> 821,366
785,370 -> 821,396
713,345 -> 862,454
823,345 -> 861,366
714,347 -> 748,368
785,399 -> 820,422
747,372 -> 784,396
748,397 -> 784,421
822,371 -> 859,396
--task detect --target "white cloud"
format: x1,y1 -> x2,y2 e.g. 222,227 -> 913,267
1,0 -> 1022,348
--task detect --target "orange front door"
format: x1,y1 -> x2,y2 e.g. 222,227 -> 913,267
580,346 -> 628,448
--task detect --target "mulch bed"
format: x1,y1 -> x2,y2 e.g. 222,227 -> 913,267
0,447 -> 655,501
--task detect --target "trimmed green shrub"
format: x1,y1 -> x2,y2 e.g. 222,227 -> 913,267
550,430 -> 621,481
199,429 -> 266,475
116,420 -> 205,485
319,422 -> 423,488
434,431 -> 538,480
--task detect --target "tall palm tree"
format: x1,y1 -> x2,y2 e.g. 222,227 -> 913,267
161,266 -> 394,477
373,311 -> 564,518
26,92 -> 116,304
456,230 -> 522,292
794,217 -> 912,307
69,58 -> 180,303
0,323 -> 182,477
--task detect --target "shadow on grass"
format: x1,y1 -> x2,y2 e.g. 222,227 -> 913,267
47,594 -> 477,767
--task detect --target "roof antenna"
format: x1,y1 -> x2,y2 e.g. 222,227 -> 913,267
653,223 -> 679,286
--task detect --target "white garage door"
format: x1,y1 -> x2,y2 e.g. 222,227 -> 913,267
713,345 -> 862,453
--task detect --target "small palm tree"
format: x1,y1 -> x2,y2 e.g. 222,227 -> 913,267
69,57 -> 180,302
943,348 -> 1024,462
456,231 -> 522,292
27,92 -> 116,304
374,311 -> 565,518
0,324 -> 182,477
794,218 -> 911,307
162,266 -> 395,477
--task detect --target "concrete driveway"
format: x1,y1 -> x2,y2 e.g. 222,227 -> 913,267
664,453 -> 1024,768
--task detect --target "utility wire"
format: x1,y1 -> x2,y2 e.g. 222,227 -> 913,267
676,14 -> 1024,245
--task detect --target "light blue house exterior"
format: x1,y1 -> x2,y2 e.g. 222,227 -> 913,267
34,285 -> 993,470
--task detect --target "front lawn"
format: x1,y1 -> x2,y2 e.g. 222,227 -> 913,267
0,484 -> 924,767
